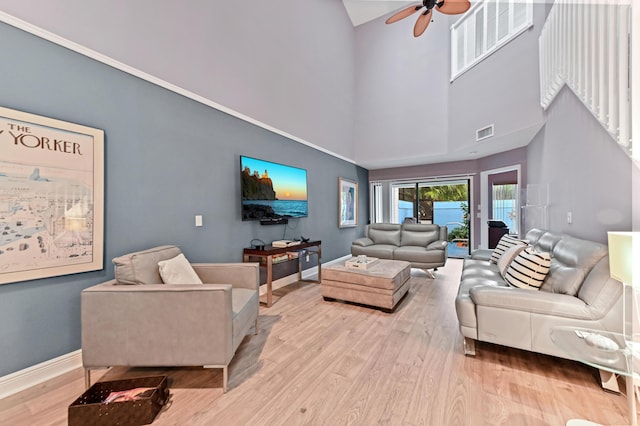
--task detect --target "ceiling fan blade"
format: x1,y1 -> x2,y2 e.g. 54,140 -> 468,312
413,10 -> 432,37
385,4 -> 423,24
436,0 -> 471,15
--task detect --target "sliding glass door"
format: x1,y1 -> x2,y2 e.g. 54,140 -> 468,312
391,180 -> 471,258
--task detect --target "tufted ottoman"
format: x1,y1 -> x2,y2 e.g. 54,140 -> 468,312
321,259 -> 411,313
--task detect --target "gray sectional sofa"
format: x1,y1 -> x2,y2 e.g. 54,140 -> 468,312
455,228 -> 623,390
351,223 -> 448,269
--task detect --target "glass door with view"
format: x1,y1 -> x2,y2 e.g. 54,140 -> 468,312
392,180 -> 470,258
491,183 -> 519,237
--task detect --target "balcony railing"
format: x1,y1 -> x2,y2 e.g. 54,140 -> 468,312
539,1 -> 631,153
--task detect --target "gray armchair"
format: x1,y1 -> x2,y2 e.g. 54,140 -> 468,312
81,246 -> 259,393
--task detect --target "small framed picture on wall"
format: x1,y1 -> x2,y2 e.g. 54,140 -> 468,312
338,177 -> 357,228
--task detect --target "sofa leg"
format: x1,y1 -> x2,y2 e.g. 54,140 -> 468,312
599,369 -> 620,394
254,317 -> 259,335
463,337 -> 476,356
222,366 -> 228,393
84,369 -> 91,389
204,365 -> 229,393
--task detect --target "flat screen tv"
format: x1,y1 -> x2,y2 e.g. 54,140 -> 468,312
240,155 -> 308,221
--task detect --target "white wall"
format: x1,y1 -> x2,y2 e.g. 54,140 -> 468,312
0,0 -> 357,160
526,87 -> 632,243
353,13 -> 450,169
352,5 -> 548,169
447,5 -> 546,157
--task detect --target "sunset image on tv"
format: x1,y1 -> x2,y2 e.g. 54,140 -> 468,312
240,156 -> 308,220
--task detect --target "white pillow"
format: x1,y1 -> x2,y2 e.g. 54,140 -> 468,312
497,244 -> 527,278
490,234 -> 528,264
158,253 -> 203,284
504,247 -> 551,290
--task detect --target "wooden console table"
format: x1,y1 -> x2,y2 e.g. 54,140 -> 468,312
243,240 -> 322,307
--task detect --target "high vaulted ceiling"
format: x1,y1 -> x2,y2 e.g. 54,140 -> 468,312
343,0 -> 413,26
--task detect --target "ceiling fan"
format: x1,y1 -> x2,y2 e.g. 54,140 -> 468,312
385,0 -> 471,37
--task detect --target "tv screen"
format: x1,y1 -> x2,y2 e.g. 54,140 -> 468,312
240,155 -> 308,221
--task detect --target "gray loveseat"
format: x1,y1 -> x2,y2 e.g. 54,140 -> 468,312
351,223 -> 448,269
455,229 -> 622,391
81,245 -> 259,393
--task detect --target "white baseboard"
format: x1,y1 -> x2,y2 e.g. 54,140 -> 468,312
0,350 -> 82,400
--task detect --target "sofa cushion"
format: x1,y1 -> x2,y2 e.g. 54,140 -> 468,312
490,235 -> 528,264
351,244 -> 396,260
232,288 -> 259,351
400,225 -> 439,247
393,246 -> 444,264
532,231 -> 563,253
461,259 -> 502,281
368,226 -> 401,246
504,247 -> 551,290
113,245 -> 182,285
541,236 -> 608,295
158,253 -> 203,284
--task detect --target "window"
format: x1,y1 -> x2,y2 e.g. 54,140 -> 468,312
370,182 -> 384,224
451,0 -> 533,80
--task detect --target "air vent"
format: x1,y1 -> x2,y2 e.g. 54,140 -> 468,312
476,124 -> 494,141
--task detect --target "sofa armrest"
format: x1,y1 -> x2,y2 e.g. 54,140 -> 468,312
81,282 -> 234,367
427,240 -> 448,250
192,263 -> 259,291
352,237 -> 374,247
470,249 -> 492,261
469,286 -> 591,319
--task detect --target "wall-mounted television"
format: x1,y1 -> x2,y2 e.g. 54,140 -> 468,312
240,155 -> 308,221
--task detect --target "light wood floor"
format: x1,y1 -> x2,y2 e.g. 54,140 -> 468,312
1,259 -> 636,425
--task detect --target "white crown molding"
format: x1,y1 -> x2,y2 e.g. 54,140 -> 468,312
0,350 -> 82,399
0,11 -> 356,166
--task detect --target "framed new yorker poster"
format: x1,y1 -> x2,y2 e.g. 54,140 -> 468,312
338,177 -> 357,228
0,106 -> 104,285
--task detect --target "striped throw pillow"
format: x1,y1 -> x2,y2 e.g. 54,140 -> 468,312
490,234 -> 528,264
504,247 -> 551,290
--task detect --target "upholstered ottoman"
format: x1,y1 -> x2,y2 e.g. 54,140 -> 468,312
321,259 -> 411,312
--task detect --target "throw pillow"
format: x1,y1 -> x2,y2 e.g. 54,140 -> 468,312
113,245 -> 182,285
490,234 -> 528,264
497,244 -> 527,278
158,253 -> 203,284
504,247 -> 552,290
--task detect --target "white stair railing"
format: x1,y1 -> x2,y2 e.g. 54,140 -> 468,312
539,0 -> 631,153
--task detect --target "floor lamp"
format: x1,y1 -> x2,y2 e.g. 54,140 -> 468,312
608,232 -> 640,426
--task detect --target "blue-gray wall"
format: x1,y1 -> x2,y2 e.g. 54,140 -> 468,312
0,22 -> 367,377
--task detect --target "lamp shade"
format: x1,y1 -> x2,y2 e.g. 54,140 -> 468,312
608,232 -> 639,285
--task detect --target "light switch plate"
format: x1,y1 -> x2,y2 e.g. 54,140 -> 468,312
195,215 -> 203,227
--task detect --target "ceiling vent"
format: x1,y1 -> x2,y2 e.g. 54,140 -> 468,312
476,124 -> 494,141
